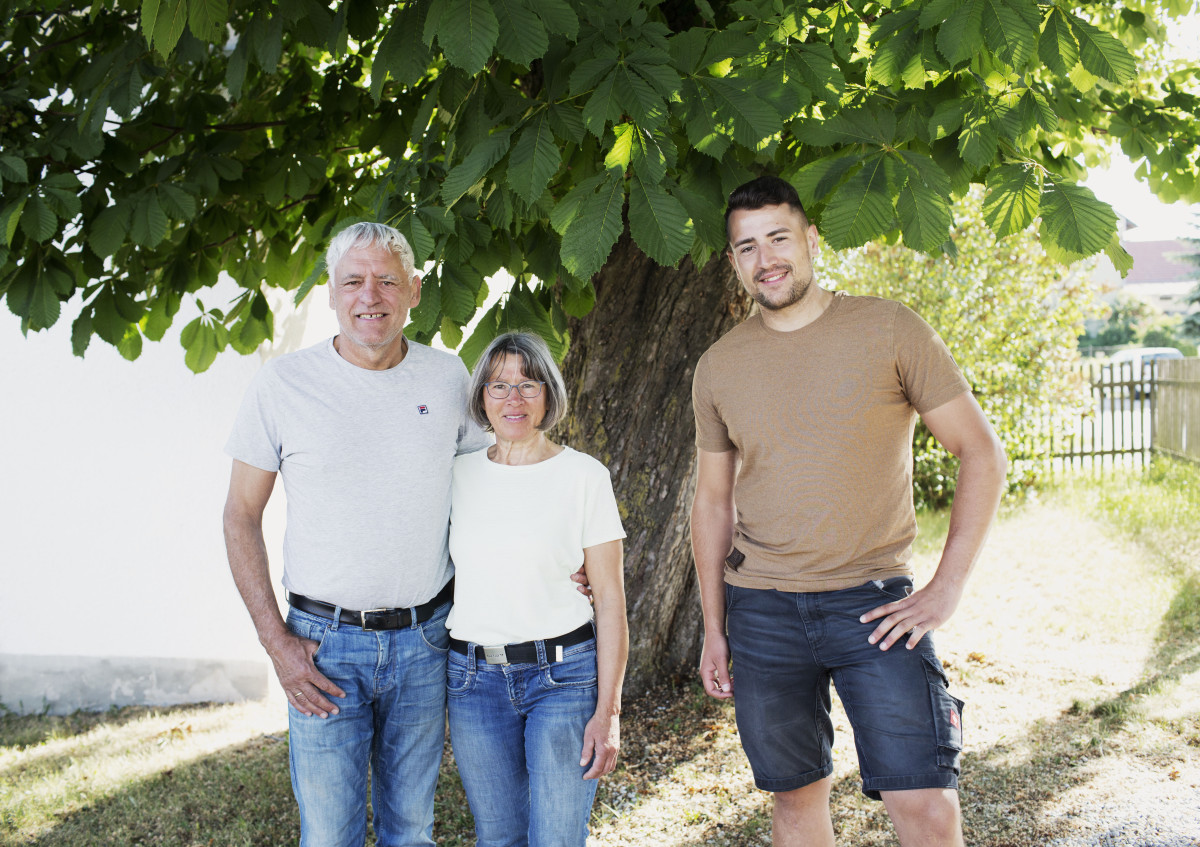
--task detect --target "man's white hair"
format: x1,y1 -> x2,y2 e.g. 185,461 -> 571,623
325,222 -> 415,280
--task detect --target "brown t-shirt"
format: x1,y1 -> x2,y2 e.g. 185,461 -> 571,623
692,292 -> 970,592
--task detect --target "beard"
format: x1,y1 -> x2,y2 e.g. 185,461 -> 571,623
753,264 -> 812,311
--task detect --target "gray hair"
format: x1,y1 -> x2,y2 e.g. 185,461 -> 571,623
325,222 -> 415,281
468,332 -> 569,433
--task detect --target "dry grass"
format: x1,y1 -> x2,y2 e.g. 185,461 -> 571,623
3,468 -> 1198,846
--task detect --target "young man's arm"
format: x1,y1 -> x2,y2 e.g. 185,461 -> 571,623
860,392 -> 1007,650
223,459 -> 345,716
691,448 -> 739,698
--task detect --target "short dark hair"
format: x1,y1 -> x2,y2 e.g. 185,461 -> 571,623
467,332 -> 569,433
725,176 -> 809,241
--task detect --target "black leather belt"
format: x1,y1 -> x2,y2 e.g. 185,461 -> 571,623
288,579 -> 453,631
449,622 -> 595,664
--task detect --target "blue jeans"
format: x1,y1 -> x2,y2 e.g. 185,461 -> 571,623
726,578 -> 964,799
447,638 -> 600,847
285,600 -> 451,847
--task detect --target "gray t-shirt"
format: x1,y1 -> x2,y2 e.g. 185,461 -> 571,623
225,338 -> 489,609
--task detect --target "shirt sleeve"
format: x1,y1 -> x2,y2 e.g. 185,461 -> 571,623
893,304 -> 972,415
224,365 -> 284,472
581,458 -> 626,548
692,351 -> 735,452
453,358 -> 493,455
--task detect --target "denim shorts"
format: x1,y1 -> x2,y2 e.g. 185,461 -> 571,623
725,577 -> 964,800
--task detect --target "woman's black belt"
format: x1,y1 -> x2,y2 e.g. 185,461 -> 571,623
449,622 -> 595,664
287,578 -> 453,631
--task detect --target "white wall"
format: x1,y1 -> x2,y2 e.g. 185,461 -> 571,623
0,283 -> 339,713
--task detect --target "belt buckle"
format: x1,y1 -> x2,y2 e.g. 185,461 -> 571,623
359,608 -> 388,631
482,645 -> 509,665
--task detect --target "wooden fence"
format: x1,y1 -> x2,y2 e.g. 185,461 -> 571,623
1050,360 -> 1154,470
1155,357 -> 1200,464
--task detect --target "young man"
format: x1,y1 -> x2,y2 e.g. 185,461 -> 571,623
690,176 -> 1007,846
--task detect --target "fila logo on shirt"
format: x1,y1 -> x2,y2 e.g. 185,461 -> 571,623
417,405 -> 429,415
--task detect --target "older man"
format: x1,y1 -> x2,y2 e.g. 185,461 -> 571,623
691,176 -> 1007,847
223,222 -> 488,846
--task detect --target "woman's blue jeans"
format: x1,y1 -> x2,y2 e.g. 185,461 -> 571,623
447,638 -> 600,847
285,601 -> 450,847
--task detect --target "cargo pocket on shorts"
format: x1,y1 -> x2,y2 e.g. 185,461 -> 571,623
922,654 -> 964,774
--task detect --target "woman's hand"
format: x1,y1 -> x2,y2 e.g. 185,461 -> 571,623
580,711 -> 620,779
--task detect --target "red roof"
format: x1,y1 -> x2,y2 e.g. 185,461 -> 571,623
1123,240 -> 1199,284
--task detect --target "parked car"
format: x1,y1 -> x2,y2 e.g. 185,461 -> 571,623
1106,347 -> 1184,397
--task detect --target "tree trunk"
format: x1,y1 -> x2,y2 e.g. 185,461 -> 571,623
560,232 -> 751,696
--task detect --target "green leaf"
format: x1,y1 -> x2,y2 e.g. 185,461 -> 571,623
71,311 -> 93,358
493,0 -> 547,66
792,153 -> 862,207
1104,231 -> 1133,277
701,77 -> 782,149
506,114 -> 561,206
440,315 -> 463,349
0,156 -> 28,183
158,184 -> 197,220
1038,8 -> 1078,78
149,0 -> 189,55
1038,180 -> 1116,262
630,127 -> 667,185
535,0 -> 578,37
181,317 -> 222,373
28,278 -> 61,330
459,302 -> 502,370
401,214 -> 436,265
118,325 -> 144,361
549,172 -> 606,236
605,123 -> 636,172
372,5 -> 431,100
821,158 -> 897,250
628,175 -> 692,267
130,192 -> 168,247
957,102 -> 999,171
188,0 -> 227,41
936,0 -> 983,66
144,291 -> 180,341
982,164 -> 1041,236
20,197 -> 57,242
92,290 -> 129,346
561,278 -> 596,318
980,0 -> 1035,68
582,70 -> 620,139
441,265 -> 478,323
560,172 -> 624,279
441,130 -> 513,207
897,177 -> 952,252
434,0 -> 499,74
1,199 -> 26,247
1069,15 -> 1135,85
681,80 -> 729,159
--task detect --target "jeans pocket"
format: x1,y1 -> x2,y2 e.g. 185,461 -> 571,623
868,576 -> 914,603
286,610 -> 331,660
922,655 -> 964,773
446,654 -> 476,697
418,605 -> 450,654
544,646 -> 598,689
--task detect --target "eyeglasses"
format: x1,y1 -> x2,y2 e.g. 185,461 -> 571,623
485,380 -> 545,400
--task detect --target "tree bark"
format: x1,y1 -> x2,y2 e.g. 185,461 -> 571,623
560,232 -> 751,695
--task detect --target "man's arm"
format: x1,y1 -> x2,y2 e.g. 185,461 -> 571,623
223,459 -> 345,717
860,392 -> 1007,650
690,448 -> 738,699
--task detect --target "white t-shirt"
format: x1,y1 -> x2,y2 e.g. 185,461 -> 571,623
447,446 -> 626,645
225,338 -> 489,609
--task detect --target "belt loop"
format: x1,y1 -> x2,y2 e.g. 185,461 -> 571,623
466,642 -> 479,673
407,604 -> 420,630
535,639 -> 549,669
330,606 -> 342,632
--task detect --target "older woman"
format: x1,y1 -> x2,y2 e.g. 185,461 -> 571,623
446,331 -> 628,847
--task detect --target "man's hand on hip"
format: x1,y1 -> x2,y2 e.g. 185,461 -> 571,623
859,581 -> 962,652
266,632 -> 346,718
699,631 -> 734,699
